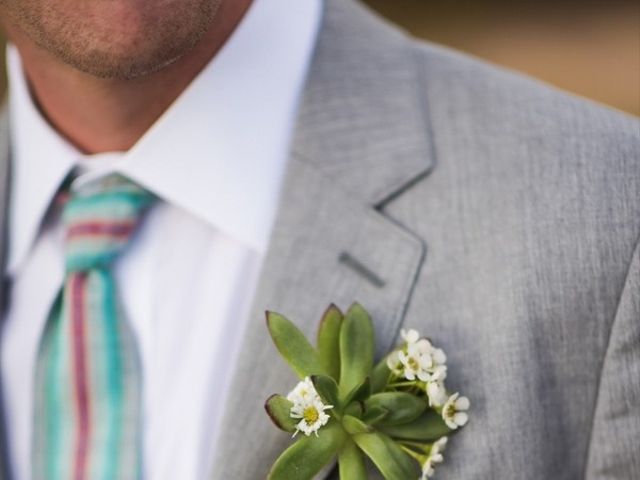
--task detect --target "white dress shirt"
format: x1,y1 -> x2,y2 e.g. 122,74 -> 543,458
0,0 -> 321,478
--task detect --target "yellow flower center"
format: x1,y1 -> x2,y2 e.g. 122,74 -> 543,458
408,357 -> 419,370
303,406 -> 320,424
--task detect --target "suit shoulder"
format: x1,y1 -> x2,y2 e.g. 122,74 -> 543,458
409,39 -> 639,165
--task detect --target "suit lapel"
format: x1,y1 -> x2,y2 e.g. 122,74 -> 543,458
210,155 -> 427,479
210,1 -> 437,478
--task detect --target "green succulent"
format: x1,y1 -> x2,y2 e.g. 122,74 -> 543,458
264,303 -> 457,480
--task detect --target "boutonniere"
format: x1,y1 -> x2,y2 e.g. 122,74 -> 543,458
264,303 -> 470,479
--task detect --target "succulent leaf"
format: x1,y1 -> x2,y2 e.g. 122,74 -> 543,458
317,304 -> 343,380
338,439 -> 367,480
362,405 -> 389,425
365,392 -> 426,427
267,421 -> 347,480
380,409 -> 451,441
264,394 -> 297,433
310,375 -> 340,411
370,355 -> 392,393
343,415 -> 373,435
339,303 -> 374,396
352,431 -> 416,480
342,377 -> 371,406
266,311 -> 327,378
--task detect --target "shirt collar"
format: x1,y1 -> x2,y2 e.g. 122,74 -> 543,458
8,0 -> 322,273
6,45 -> 77,275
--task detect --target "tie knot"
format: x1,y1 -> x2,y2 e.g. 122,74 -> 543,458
62,175 -> 155,272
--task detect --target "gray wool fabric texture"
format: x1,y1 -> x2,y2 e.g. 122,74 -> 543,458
0,0 -> 639,479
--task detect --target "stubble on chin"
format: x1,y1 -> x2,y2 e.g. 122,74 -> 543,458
0,0 -> 222,79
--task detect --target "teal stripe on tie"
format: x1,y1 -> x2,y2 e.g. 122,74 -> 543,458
103,269 -> 124,479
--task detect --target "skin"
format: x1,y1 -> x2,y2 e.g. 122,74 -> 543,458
0,0 -> 253,152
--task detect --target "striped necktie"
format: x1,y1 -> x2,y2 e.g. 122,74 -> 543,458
33,174 -> 155,480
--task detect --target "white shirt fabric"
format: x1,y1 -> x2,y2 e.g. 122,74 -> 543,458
0,1 -> 321,478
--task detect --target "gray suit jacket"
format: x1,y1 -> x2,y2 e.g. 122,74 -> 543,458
0,1 -> 638,479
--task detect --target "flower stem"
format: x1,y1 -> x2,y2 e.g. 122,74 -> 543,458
400,445 -> 426,463
388,381 -> 416,388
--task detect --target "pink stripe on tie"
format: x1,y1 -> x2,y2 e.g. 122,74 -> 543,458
71,273 -> 90,480
68,221 -> 135,238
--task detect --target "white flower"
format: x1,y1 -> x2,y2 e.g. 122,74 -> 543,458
396,329 -> 450,384
430,436 -> 448,461
429,364 -> 447,382
401,328 -> 420,344
290,397 -> 333,437
287,377 -> 333,437
398,342 -> 433,381
442,392 -> 470,429
386,350 -> 404,375
431,347 -> 447,366
420,437 -> 448,479
426,380 -> 448,407
286,377 -> 318,404
422,341 -> 447,383
415,338 -> 432,354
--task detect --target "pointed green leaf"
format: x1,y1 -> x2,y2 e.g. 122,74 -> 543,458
344,401 -> 363,418
339,303 -> 374,396
266,311 -> 327,378
338,439 -> 367,480
317,304 -> 343,380
267,422 -> 347,480
370,356 -> 392,393
343,415 -> 373,435
380,409 -> 451,442
311,375 -> 340,409
265,394 -> 296,433
365,392 -> 426,427
353,432 -> 417,480
342,377 -> 371,406
362,405 -> 389,425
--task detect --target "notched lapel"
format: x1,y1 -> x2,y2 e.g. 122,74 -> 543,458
209,157 -> 426,479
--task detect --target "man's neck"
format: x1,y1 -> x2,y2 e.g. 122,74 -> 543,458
4,0 -> 251,154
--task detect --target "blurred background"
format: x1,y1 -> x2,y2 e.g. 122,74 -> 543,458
365,0 -> 639,116
0,0 -> 637,116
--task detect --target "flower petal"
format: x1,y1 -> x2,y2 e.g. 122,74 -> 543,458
402,329 -> 420,344
453,412 -> 469,427
432,348 -> 447,365
419,355 -> 433,370
444,418 -> 458,430
455,396 -> 470,411
416,338 -> 432,354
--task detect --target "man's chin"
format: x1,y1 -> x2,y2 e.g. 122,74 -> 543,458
45,42 -> 193,80
1,0 -> 221,80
